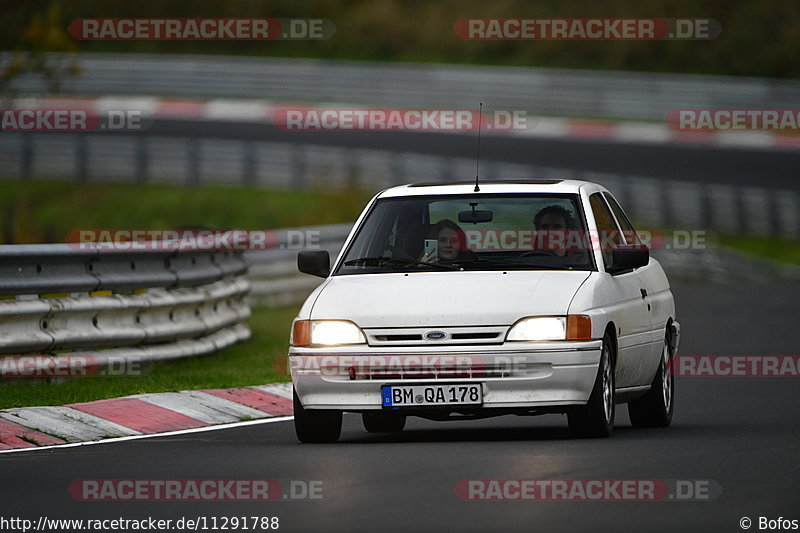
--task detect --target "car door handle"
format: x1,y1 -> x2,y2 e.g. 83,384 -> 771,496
640,288 -> 648,299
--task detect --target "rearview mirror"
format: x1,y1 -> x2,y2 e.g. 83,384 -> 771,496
608,244 -> 649,274
458,209 -> 493,224
298,250 -> 330,278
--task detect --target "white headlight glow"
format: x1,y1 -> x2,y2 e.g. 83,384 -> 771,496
310,320 -> 366,345
506,317 -> 567,341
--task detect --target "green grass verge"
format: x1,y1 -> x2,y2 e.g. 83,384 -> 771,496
0,305 -> 297,409
718,235 -> 800,266
0,179 -> 373,244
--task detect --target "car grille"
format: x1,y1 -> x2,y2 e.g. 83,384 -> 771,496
365,326 -> 508,347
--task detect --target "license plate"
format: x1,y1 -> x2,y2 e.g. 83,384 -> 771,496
382,384 -> 483,407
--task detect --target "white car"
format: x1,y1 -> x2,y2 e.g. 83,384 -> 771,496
289,179 -> 679,442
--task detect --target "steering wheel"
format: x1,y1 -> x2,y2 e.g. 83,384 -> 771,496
387,245 -> 416,260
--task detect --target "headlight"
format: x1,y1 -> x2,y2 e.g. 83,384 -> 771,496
291,320 -> 366,346
507,317 -> 566,341
506,315 -> 591,341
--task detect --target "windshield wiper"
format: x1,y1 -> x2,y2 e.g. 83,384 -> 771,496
460,257 -> 568,269
343,256 -> 462,271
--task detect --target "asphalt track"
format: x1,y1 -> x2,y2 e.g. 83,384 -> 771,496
2,283 -> 799,533
141,119 -> 800,190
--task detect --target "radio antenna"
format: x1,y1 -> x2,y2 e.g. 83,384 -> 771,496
474,102 -> 482,192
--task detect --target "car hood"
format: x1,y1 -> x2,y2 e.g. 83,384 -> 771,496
309,270 -> 591,327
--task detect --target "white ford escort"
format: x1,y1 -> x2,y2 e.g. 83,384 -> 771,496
289,180 -> 679,442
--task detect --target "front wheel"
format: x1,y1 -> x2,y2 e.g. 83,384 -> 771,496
628,332 -> 674,428
293,388 -> 342,443
568,333 -> 615,438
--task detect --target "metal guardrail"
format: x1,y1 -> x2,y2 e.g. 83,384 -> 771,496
244,224 -> 351,307
4,52 -> 800,120
1,133 -> 797,240
0,246 -> 251,376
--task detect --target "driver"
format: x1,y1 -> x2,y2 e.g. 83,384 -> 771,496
533,205 -> 583,259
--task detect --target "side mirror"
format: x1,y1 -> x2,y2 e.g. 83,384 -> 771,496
298,250 -> 330,278
608,244 -> 649,274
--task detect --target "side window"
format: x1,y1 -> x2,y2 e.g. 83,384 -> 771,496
603,192 -> 641,245
589,193 -> 620,269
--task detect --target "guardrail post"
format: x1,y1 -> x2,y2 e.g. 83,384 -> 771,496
76,134 -> 88,182
793,192 -> 800,240
345,147 -> 359,188
242,141 -> 256,185
440,156 -> 453,181
795,192 -> 800,240
661,179 -> 674,229
136,136 -> 148,183
735,188 -> 748,236
187,139 -> 200,185
391,153 -> 404,186
21,134 -> 33,180
700,185 -> 713,231
767,189 -> 782,238
291,144 -> 306,188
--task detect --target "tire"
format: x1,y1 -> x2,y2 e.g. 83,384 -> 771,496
362,411 -> 406,433
293,387 -> 342,443
628,331 -> 674,428
568,333 -> 615,438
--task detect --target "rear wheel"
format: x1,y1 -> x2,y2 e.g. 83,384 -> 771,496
362,412 -> 406,433
293,388 -> 342,443
628,331 -> 674,428
568,333 -> 615,438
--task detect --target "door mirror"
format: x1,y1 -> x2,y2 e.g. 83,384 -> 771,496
608,244 -> 649,274
298,250 -> 330,278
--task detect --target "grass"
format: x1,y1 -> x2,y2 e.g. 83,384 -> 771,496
717,235 -> 800,266
0,305 -> 298,409
0,179 -> 374,244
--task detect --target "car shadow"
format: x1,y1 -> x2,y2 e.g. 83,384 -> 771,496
337,414 -> 721,445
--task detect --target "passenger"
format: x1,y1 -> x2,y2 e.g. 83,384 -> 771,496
420,219 -> 474,263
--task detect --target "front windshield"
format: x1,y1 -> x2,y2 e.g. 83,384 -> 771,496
336,193 -> 595,274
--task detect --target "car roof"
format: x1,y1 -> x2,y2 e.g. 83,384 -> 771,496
377,179 -> 599,198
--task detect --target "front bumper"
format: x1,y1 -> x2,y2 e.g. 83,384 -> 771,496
290,341 -> 602,411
